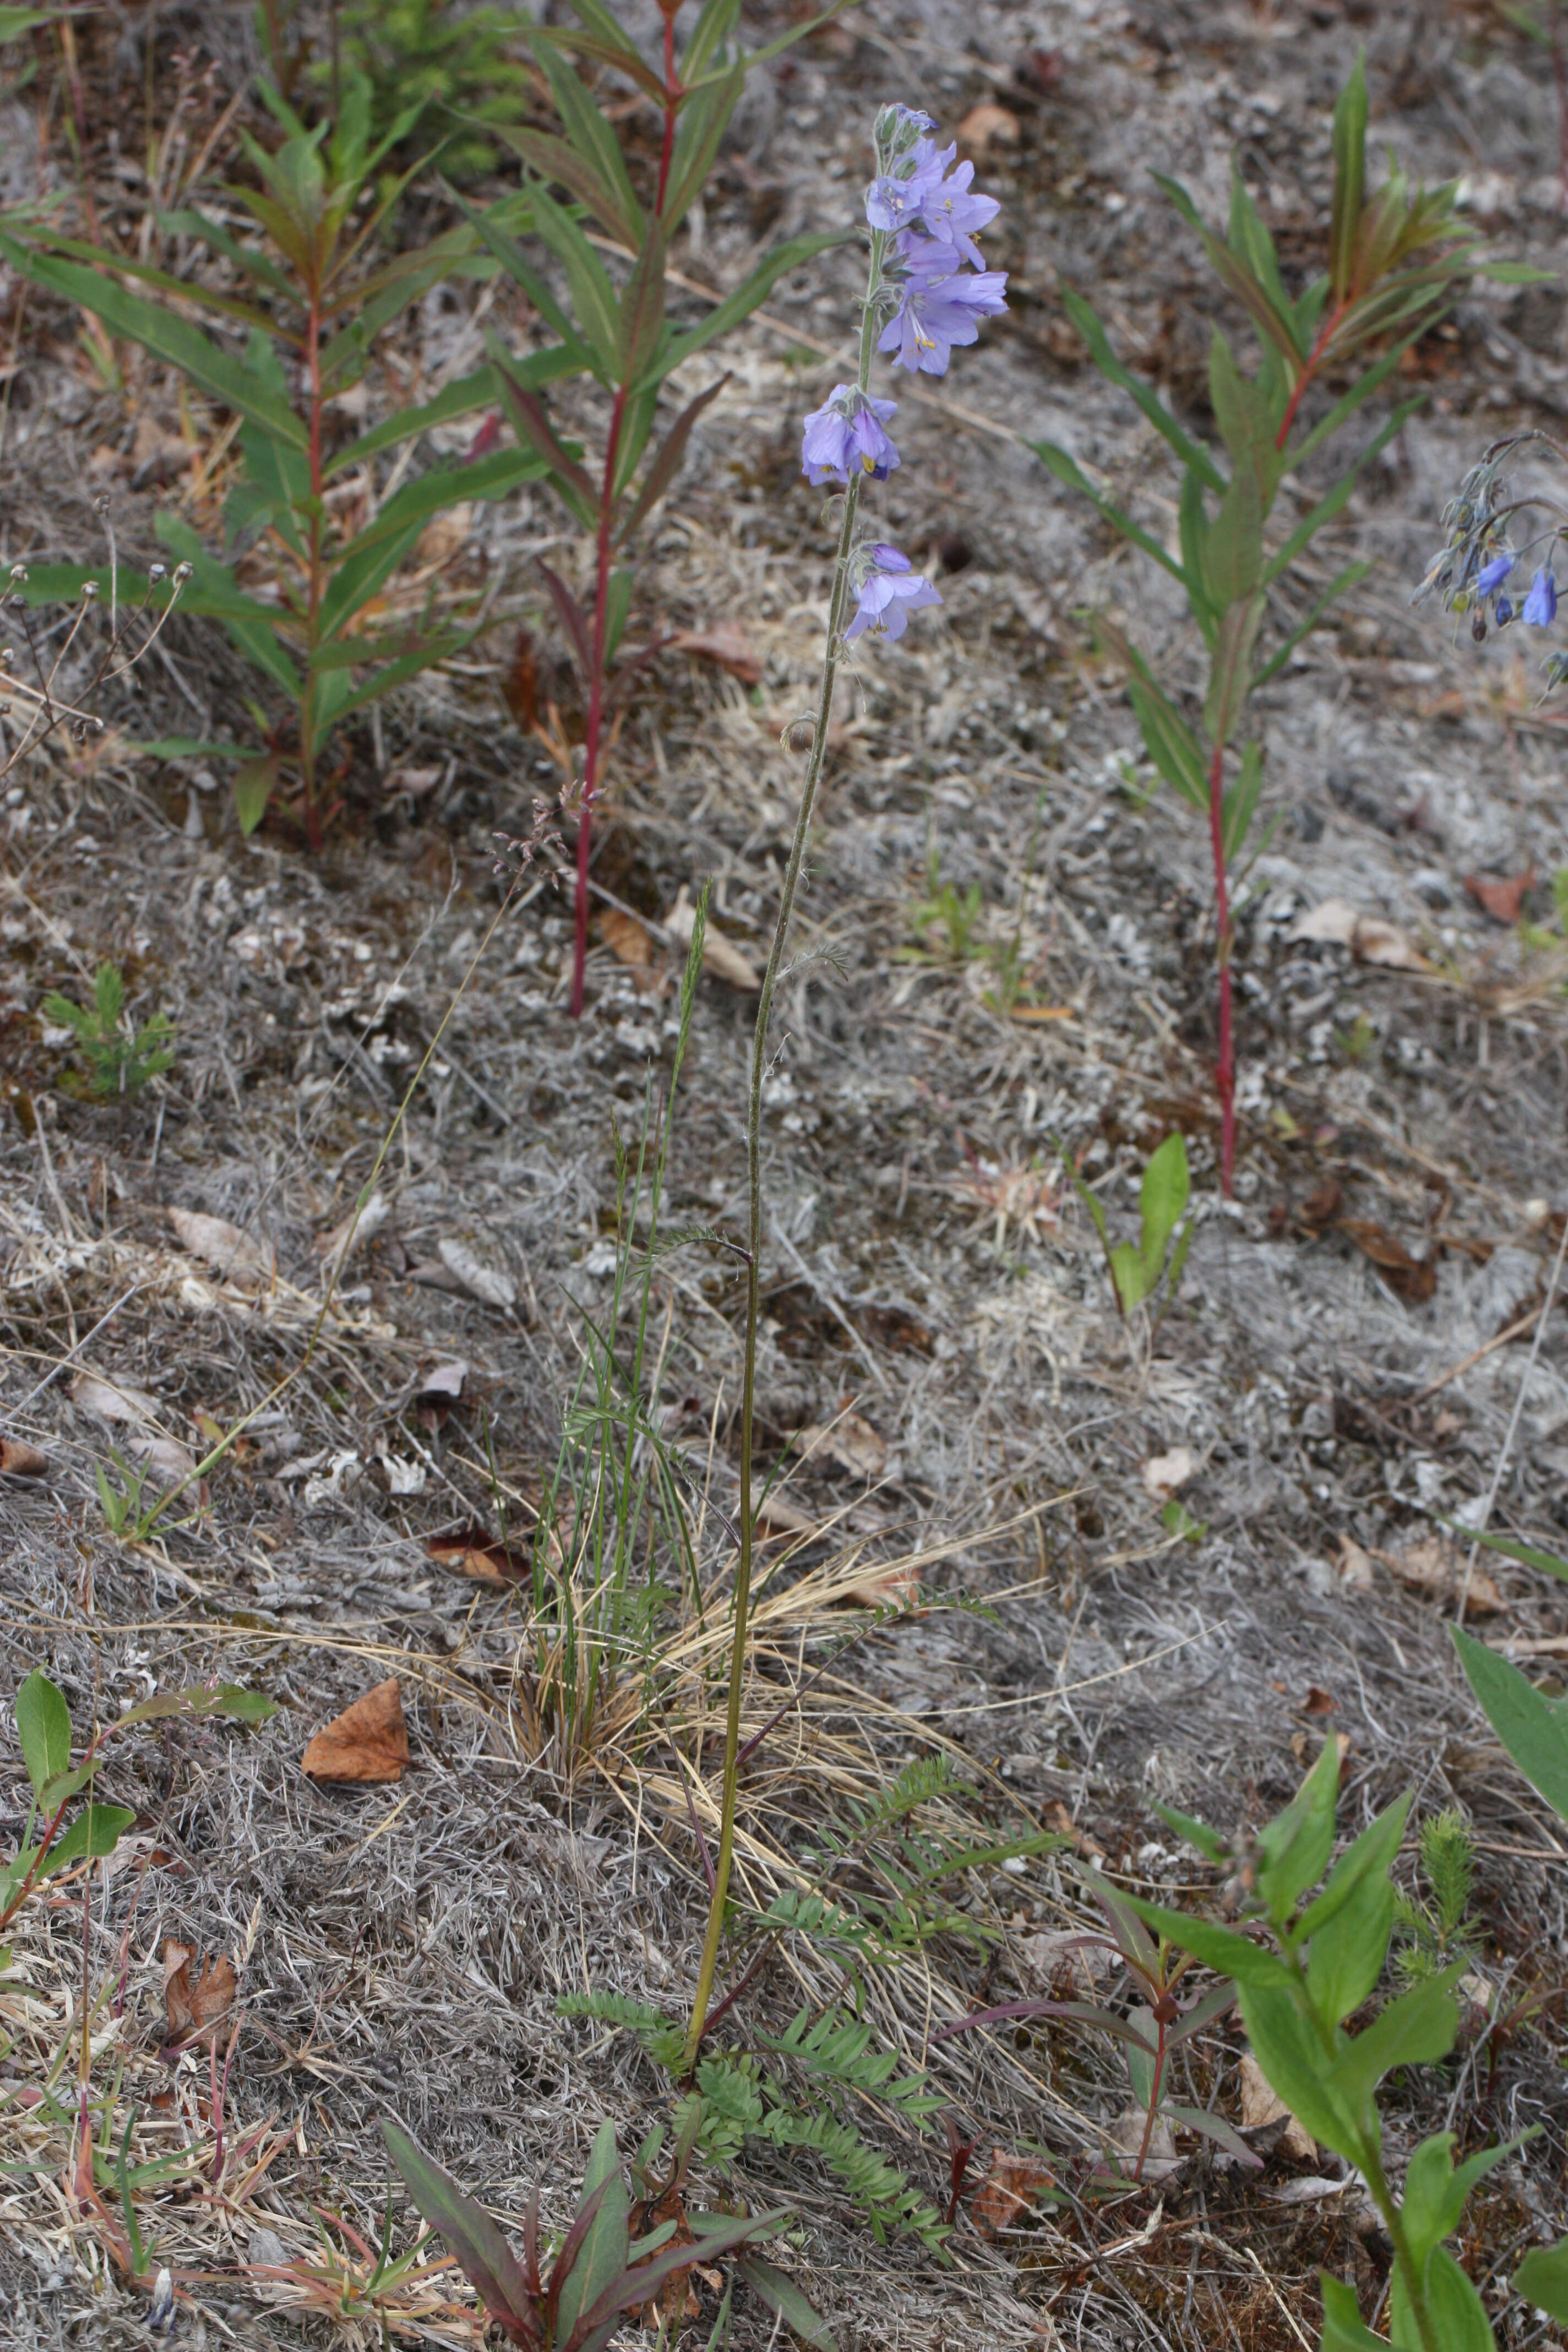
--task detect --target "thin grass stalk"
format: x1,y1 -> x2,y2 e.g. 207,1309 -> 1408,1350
681,251 -> 884,2076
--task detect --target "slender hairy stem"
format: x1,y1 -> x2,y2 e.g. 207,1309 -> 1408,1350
302,285 -> 324,851
683,247 -> 884,2075
570,386 -> 630,1017
1206,742 -> 1235,1195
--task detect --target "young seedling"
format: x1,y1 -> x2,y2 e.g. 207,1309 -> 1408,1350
1391,1810 -> 1478,1986
3,1669 -> 274,1940
933,1876 -> 1256,2186
42,963 -> 173,1101
1074,1130 -> 1194,1320
1035,57 -> 1503,1191
1130,1740 -> 1568,2349
384,2114 -> 783,2351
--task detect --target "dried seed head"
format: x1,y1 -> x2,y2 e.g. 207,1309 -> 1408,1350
172,561 -> 193,586
8,564 -> 25,585
94,490 -> 110,514
0,647 -> 12,667
81,579 -> 99,601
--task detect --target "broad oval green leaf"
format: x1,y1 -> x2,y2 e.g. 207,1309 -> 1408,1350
15,1672 -> 72,1802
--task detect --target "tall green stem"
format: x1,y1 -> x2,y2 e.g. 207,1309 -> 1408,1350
682,248 -> 884,2076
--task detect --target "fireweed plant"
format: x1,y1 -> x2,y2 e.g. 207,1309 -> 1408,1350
2,74 -> 545,844
461,0 -> 860,1016
1034,59 -> 1501,1192
680,103 -> 1006,2077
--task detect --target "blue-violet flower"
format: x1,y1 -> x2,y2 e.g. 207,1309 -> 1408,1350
880,237 -> 1009,374
1476,552 -> 1514,596
801,386 -> 900,486
843,543 -> 941,644
1525,564 -> 1558,627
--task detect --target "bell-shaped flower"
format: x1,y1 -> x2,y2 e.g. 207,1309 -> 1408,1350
843,543 -> 941,645
801,387 -> 901,487
1525,564 -> 1558,627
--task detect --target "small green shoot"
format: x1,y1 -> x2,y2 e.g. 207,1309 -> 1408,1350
1392,1810 -> 1478,1986
1075,1131 -> 1195,1318
42,966 -> 173,1100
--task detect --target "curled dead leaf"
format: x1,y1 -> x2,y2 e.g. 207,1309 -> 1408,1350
956,101 -> 1020,157
162,1941 -> 237,2050
798,1410 -> 889,1482
1238,2052 -> 1315,2160
1335,1534 -> 1375,1593
437,1237 -> 517,1309
1464,867 -> 1534,925
665,891 -> 760,992
72,1369 -> 162,1427
668,620 -> 763,685
301,1678 -> 411,1783
0,1437 -> 48,1476
971,2147 -> 1055,2236
1337,1218 -> 1437,1303
598,907 -> 654,969
1141,1447 -> 1195,1502
314,1187 -> 389,1274
166,1207 -> 276,1287
836,1559 -> 922,1612
428,1523 -> 531,1583
1377,1533 -> 1504,1615
1289,897 -> 1430,972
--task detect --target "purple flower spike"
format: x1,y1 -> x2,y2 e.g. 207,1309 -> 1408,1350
843,543 -> 941,645
801,386 -> 901,487
1525,564 -> 1559,627
879,241 -> 1009,375
907,141 -> 1001,266
1475,552 -> 1514,596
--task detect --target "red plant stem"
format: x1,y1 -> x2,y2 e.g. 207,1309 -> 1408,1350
570,385 -> 630,1017
1275,298 -> 1348,452
1207,742 -> 1235,1196
656,15 -> 679,217
302,290 -> 325,852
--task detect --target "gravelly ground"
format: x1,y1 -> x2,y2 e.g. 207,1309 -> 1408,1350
6,2 -> 1568,2346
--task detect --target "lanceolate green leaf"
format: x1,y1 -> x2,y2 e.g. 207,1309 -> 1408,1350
1265,398 -> 1421,581
522,177 -> 623,375
1329,55 -> 1369,303
1250,560 -> 1371,692
619,217 -> 667,388
661,63 -> 744,235
1452,1625 -> 1568,1826
1204,594 -> 1264,749
493,126 -> 641,249
0,238 -> 306,446
1031,439 -> 1191,588
531,36 -> 643,248
616,374 -> 728,545
15,1672 -> 72,1801
38,1804 -> 137,1878
1128,677 -> 1208,811
1058,282 -> 1225,491
1151,175 -> 1304,379
1220,739 -> 1262,864
655,229 -> 850,380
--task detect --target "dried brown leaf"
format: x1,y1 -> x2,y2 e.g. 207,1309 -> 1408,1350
0,1438 -> 48,1476
166,1207 -> 276,1287
668,620 -> 763,685
599,907 -> 654,968
957,102 -> 1020,156
798,1410 -> 888,1482
1464,867 -> 1535,925
1289,897 -> 1430,971
1238,2052 -> 1315,2160
1337,1217 -> 1438,1302
162,1941 -> 237,2049
664,892 -> 760,991
971,2147 -> 1055,2236
1378,1534 -> 1505,1614
301,1679 -> 411,1783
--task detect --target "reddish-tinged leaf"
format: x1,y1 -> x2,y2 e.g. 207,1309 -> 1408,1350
383,2120 -> 540,2344
1464,867 -> 1536,925
616,375 -> 728,547
537,559 -> 594,680
1337,1217 -> 1438,1303
497,372 -> 597,519
569,2211 -> 787,2352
